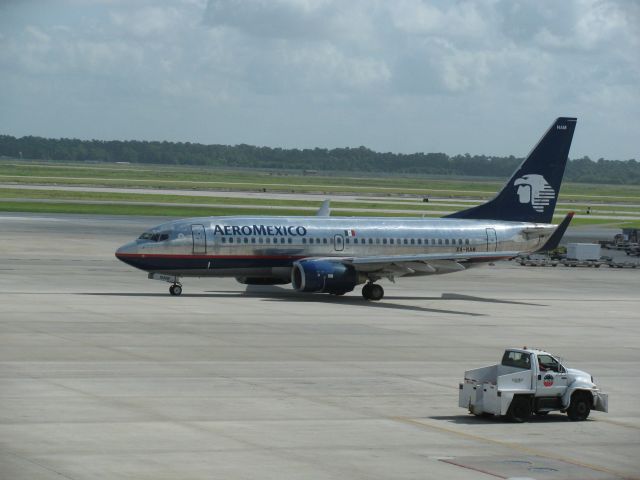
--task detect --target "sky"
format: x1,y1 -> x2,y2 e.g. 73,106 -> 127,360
0,0 -> 638,159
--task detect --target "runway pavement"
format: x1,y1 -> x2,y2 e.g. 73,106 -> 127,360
1,213 -> 639,479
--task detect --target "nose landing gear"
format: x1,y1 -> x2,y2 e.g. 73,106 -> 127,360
169,283 -> 182,296
362,282 -> 384,301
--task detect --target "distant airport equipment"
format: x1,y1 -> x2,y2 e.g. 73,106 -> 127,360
459,347 -> 608,422
116,117 -> 577,300
566,243 -> 601,261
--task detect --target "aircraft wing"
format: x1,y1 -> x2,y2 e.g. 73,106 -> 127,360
304,250 -> 520,277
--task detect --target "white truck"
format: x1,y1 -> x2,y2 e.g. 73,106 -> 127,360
459,348 -> 608,422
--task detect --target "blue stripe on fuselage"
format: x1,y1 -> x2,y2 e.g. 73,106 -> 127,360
116,254 -> 303,272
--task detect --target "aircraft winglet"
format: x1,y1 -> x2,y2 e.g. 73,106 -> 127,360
316,199 -> 331,217
536,211 -> 574,252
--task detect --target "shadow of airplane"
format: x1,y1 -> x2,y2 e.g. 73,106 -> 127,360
81,285 -> 547,315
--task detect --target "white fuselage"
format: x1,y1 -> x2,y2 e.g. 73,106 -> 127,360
116,216 -> 555,278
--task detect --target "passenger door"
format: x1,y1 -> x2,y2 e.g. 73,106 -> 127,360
486,228 -> 497,252
191,224 -> 206,254
334,234 -> 344,252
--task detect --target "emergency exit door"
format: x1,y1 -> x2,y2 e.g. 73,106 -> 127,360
485,228 -> 497,252
191,224 -> 206,254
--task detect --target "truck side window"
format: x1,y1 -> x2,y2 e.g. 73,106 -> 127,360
537,354 -> 560,372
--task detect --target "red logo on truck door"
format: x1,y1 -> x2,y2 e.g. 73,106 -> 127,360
543,374 -> 554,387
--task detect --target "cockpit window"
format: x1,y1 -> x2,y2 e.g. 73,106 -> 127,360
138,231 -> 170,242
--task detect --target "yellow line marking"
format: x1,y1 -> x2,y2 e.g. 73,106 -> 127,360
391,416 -> 637,480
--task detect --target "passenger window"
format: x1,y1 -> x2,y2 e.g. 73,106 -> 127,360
382,239 -> 387,245
221,237 -> 226,243
287,238 -> 292,244
251,238 -> 256,244
345,238 -> 350,244
458,239 -> 463,245
445,239 -> 449,245
465,239 -> 470,245
266,238 -> 271,244
323,238 -> 327,244
432,239 -> 436,245
281,238 -> 285,244
410,239 -> 415,245
403,239 -> 408,245
417,239 -> 422,245
438,239 -> 442,245
258,238 -> 263,244
368,239 -> 373,244
375,238 -> 380,244
243,238 -> 248,244
229,238 -> 234,244
302,238 -> 306,244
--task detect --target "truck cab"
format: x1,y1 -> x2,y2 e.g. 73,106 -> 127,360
459,348 -> 608,422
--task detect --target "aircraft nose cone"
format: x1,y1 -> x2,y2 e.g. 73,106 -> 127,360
115,241 -> 137,260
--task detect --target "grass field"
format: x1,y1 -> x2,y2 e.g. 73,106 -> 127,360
2,200 -> 637,227
0,160 -> 638,228
3,161 -> 640,200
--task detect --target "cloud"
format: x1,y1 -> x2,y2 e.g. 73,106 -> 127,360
0,0 -> 638,159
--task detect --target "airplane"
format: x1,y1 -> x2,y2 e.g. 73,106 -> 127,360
116,117 -> 577,301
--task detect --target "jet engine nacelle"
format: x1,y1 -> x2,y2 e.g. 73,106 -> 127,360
291,259 -> 361,294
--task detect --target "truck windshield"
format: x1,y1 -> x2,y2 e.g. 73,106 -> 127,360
501,351 -> 532,369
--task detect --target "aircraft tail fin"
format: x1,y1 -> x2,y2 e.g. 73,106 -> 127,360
446,117 -> 577,223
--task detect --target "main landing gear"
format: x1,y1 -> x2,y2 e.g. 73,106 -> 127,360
169,283 -> 182,296
362,282 -> 384,301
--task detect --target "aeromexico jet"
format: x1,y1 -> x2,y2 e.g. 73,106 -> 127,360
116,117 -> 577,301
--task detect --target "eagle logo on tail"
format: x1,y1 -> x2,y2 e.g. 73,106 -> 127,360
514,174 -> 555,212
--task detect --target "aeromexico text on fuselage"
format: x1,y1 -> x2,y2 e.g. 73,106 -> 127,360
214,224 -> 308,237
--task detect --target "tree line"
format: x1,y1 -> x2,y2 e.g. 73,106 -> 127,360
0,134 -> 638,184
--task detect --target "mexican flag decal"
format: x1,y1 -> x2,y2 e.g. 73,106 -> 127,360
543,374 -> 554,387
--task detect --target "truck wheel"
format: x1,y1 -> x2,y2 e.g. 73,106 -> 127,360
567,392 -> 591,421
507,396 -> 531,423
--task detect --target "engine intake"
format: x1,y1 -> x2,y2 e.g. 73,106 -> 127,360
291,259 -> 360,294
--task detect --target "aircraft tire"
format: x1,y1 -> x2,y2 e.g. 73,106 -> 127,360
362,283 -> 384,301
169,284 -> 182,296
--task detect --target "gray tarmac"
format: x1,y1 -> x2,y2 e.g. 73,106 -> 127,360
1,213 -> 639,480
